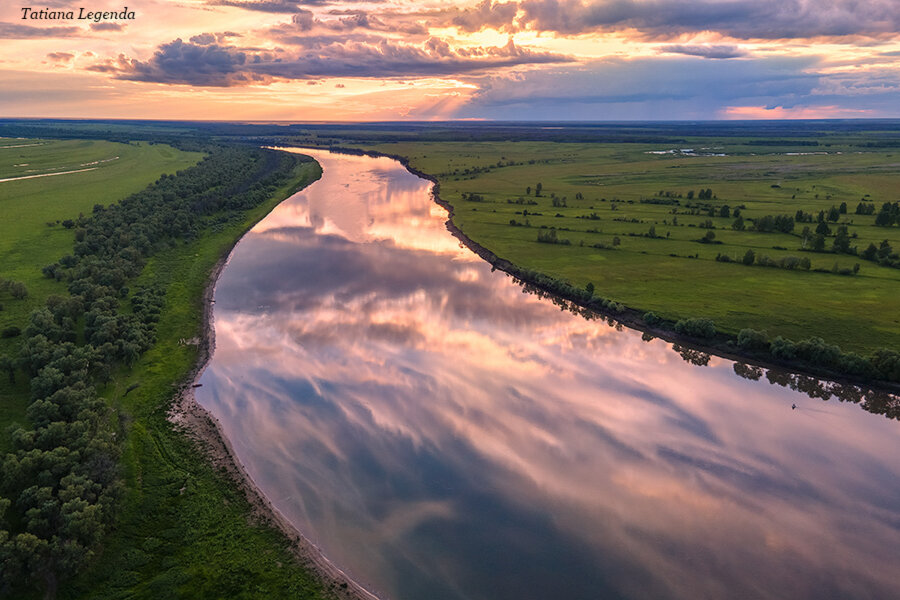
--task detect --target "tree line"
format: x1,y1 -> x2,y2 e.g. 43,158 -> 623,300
0,145 -> 306,596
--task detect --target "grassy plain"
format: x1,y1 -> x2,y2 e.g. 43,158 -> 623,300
0,139 -> 201,451
367,140 -> 900,355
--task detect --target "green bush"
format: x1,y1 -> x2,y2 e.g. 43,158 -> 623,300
737,328 -> 769,351
673,318 -> 716,339
643,311 -> 661,326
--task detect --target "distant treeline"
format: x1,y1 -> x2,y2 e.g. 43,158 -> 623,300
4,118 -> 900,147
0,145 -> 307,595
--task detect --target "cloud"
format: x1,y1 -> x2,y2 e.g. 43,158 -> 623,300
457,56 -> 823,119
209,0 -> 384,12
94,36 -> 572,86
721,105 -> 873,119
90,22 -> 125,32
659,44 -> 747,59
255,37 -> 572,79
91,39 -> 277,86
448,0 -> 520,33
502,0 -> 900,40
45,52 -> 75,63
0,23 -> 82,39
209,0 -> 310,13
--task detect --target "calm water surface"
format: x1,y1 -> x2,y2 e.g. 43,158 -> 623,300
196,150 -> 900,600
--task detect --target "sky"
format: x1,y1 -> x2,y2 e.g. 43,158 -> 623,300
1,0 -> 900,121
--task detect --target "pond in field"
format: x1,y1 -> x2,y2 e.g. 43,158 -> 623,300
195,149 -> 900,600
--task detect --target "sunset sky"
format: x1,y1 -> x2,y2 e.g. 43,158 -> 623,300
2,0 -> 899,121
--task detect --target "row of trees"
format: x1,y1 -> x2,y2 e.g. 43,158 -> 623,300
0,145 -> 306,595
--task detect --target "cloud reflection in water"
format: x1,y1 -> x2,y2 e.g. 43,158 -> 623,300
197,150 -> 900,600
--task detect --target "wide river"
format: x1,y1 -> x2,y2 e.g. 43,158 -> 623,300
196,149 -> 900,600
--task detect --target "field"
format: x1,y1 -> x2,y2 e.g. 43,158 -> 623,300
0,139 -> 202,451
366,139 -> 900,356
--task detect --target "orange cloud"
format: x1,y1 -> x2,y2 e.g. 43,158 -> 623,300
720,104 -> 874,119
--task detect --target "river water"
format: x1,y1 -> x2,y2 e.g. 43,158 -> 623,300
195,149 -> 900,600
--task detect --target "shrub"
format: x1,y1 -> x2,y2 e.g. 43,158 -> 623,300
643,312 -> 661,326
769,336 -> 796,360
673,318 -> 716,339
871,348 -> 900,382
737,329 -> 769,351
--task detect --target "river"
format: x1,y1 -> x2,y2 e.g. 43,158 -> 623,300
195,149 -> 900,600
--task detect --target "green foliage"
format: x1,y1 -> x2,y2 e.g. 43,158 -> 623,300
0,145 -> 320,598
737,329 -> 769,351
673,318 -> 716,339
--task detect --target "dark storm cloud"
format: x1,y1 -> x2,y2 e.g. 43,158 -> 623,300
660,44 -> 747,59
95,36 -> 572,86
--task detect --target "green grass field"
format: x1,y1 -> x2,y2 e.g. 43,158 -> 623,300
0,139 -> 201,451
367,140 -> 900,355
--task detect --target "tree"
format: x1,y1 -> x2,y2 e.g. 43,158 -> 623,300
535,182 -> 542,197
815,221 -> 831,236
742,249 -> 755,265
812,233 -> 826,251
839,202 -> 847,214
0,355 -> 15,383
8,281 -> 28,300
732,216 -> 744,231
862,242 -> 878,261
832,226 -> 852,253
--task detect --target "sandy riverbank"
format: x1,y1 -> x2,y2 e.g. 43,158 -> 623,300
166,173 -> 382,600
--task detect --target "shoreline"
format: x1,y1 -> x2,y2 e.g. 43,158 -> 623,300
166,166 -> 382,600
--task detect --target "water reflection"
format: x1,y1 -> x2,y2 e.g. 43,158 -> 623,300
196,150 -> 900,600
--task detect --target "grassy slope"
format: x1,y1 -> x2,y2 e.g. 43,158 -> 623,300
60,159 -> 336,600
0,140 -> 202,452
369,140 -> 900,355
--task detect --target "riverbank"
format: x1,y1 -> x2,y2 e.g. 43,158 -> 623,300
292,143 -> 900,399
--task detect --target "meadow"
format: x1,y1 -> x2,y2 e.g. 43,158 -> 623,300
361,139 -> 900,358
0,139 -> 201,451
